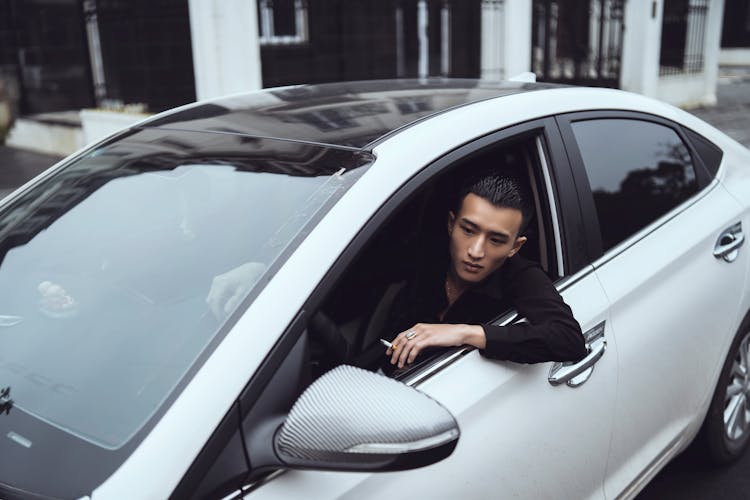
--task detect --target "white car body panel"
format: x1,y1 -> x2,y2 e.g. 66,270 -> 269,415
598,181 -> 747,498
716,142 -> 750,338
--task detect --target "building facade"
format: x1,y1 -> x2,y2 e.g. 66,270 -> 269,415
0,0 -> 736,127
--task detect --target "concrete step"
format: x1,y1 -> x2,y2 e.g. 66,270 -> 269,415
5,108 -> 150,157
6,112 -> 84,157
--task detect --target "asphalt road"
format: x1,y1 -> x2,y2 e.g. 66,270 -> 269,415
637,440 -> 750,499
1,75 -> 749,499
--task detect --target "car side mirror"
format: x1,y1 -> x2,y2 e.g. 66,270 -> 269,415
274,365 -> 459,472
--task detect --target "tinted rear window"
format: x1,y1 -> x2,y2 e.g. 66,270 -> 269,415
571,118 -> 699,251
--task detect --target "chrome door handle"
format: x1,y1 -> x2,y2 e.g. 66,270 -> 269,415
549,321 -> 606,387
548,339 -> 606,386
714,223 -> 744,263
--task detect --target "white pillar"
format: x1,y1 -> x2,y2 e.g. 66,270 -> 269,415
481,0 -> 531,82
701,0 -> 726,104
480,0 -> 504,80
620,0 -> 663,97
502,0 -> 532,78
188,0 -> 263,101
418,0 -> 429,79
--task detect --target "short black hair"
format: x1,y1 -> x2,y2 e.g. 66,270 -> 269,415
453,172 -> 533,234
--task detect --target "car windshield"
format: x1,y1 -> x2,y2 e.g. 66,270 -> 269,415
0,128 -> 370,452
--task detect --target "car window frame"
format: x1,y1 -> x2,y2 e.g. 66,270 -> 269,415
297,117 -> 583,383
555,110 -> 717,264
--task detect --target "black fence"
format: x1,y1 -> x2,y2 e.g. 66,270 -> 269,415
92,0 -> 195,112
260,0 -> 482,88
660,0 -> 709,75
532,0 -> 625,88
0,0 -> 94,115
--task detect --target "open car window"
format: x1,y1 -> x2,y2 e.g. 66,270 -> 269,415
307,131 -> 563,380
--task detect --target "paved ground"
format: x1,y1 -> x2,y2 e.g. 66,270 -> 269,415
690,72 -> 750,149
0,75 -> 749,498
638,440 -> 750,499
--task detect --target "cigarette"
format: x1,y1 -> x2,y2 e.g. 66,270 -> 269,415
379,338 -> 393,348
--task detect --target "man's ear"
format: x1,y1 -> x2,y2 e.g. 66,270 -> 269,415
447,211 -> 456,234
508,235 -> 527,257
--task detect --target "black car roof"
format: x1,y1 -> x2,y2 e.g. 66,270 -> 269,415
139,79 -> 560,150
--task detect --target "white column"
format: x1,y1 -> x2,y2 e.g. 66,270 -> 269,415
701,0 -> 726,104
480,0 -> 504,80
502,0 -> 532,78
481,0 -> 532,82
418,0 -> 429,79
620,0 -> 663,97
188,0 -> 263,101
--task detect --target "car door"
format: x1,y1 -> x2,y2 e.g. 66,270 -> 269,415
557,112 -> 749,498
250,120 -> 618,499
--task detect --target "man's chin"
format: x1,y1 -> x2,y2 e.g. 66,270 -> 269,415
456,268 -> 487,284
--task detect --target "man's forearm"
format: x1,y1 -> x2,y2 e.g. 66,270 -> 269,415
462,324 -> 487,349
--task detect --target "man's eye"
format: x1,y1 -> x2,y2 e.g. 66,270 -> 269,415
461,226 -> 473,235
490,238 -> 504,245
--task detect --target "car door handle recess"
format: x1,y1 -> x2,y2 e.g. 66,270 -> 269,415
548,321 -> 606,387
714,222 -> 744,263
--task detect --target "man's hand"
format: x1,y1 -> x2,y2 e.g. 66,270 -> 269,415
206,262 -> 266,319
386,323 -> 486,369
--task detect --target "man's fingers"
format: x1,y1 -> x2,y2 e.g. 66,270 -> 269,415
223,285 -> 248,315
206,262 -> 267,320
398,337 -> 416,368
407,341 -> 423,364
390,341 -> 401,365
399,343 -> 415,368
207,277 -> 232,318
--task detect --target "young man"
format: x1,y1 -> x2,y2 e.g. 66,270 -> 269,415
385,173 -> 586,369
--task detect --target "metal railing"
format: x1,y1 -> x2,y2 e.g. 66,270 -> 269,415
659,0 -> 709,76
532,0 -> 625,88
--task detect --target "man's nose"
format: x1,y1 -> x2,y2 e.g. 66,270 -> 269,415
467,237 -> 485,260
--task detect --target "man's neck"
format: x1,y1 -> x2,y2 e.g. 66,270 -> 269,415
445,270 -> 470,304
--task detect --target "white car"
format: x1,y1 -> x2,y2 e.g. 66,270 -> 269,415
0,79 -> 748,500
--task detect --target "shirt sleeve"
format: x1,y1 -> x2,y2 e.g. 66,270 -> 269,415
479,261 -> 587,363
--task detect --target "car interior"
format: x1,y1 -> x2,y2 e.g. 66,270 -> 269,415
308,134 -> 559,379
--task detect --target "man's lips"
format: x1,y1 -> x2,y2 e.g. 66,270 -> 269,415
462,261 -> 483,273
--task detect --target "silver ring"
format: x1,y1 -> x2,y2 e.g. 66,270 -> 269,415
406,330 -> 417,340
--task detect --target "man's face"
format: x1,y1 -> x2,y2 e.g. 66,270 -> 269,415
447,193 -> 527,285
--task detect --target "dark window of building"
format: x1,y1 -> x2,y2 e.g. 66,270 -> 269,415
660,0 -> 709,75
571,119 -> 699,251
258,0 -> 309,45
721,0 -> 750,48
273,0 -> 298,37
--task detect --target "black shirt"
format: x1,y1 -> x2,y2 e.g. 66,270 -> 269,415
387,254 -> 587,364
309,254 -> 587,375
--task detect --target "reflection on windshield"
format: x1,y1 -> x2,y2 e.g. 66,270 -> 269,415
0,129 -> 370,448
